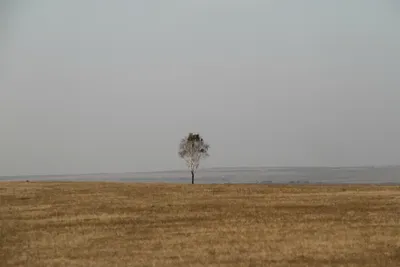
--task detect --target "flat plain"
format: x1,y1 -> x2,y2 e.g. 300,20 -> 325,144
1,182 -> 400,266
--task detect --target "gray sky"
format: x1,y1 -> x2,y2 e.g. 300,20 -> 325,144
1,0 -> 400,176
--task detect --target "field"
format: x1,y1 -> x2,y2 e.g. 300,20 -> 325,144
1,182 -> 400,267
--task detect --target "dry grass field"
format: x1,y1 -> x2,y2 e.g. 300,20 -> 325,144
1,182 -> 400,267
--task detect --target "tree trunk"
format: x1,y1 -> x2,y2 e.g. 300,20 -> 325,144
191,171 -> 195,184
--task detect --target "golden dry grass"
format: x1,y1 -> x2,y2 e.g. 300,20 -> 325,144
1,182 -> 400,267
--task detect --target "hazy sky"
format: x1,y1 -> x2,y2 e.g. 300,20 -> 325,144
1,1 -> 400,176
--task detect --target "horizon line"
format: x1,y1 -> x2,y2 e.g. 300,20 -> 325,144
1,164 -> 398,179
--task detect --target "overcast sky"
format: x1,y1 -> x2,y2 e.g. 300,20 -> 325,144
1,1 -> 400,176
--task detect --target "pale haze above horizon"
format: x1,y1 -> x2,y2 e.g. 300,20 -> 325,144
1,1 -> 400,176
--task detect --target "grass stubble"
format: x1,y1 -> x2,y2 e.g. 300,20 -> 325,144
0,182 -> 399,267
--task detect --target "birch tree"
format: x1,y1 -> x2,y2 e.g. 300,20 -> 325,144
178,133 -> 210,184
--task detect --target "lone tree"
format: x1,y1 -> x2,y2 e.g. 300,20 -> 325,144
178,132 -> 210,184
